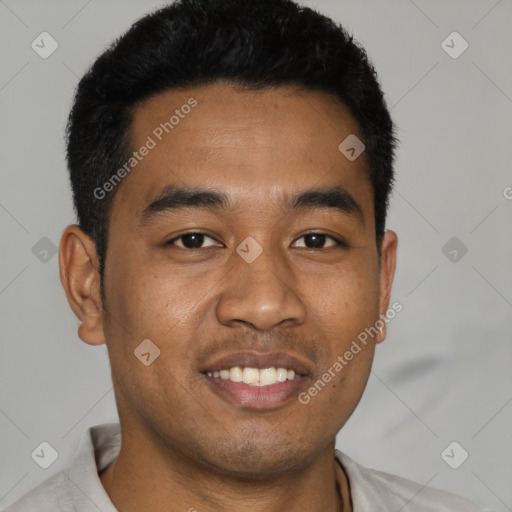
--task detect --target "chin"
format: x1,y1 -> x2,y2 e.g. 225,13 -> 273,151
192,434 -> 314,479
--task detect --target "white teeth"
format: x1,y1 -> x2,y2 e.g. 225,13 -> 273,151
206,366 -> 298,386
276,367 -> 288,382
229,366 -> 243,382
260,367 -> 277,385
242,367 -> 259,385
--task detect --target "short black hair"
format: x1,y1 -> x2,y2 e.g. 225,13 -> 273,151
65,0 -> 397,299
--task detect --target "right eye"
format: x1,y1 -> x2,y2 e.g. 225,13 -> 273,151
166,232 -> 221,249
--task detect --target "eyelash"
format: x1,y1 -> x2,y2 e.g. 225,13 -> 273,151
165,232 -> 348,250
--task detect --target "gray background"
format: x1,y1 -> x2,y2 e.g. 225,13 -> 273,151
1,0 -> 511,509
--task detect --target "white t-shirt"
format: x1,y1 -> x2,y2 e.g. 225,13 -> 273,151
4,423 -> 493,511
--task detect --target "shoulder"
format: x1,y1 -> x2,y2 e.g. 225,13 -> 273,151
335,450 -> 494,512
3,470 -> 69,511
4,423 -> 121,512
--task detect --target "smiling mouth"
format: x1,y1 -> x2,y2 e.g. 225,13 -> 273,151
203,366 -> 298,386
202,371 -> 307,409
200,350 -> 312,409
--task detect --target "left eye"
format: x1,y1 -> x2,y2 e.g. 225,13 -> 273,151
292,233 -> 341,249
167,233 -> 219,249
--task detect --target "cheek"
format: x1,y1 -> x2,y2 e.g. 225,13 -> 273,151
104,251 -> 218,372
307,260 -> 380,337
106,252 -> 188,331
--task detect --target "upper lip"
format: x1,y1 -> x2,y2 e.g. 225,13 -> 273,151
200,351 -> 313,376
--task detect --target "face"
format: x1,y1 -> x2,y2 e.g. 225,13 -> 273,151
61,82 -> 397,478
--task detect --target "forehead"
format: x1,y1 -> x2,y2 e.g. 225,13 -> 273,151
112,82 -> 372,218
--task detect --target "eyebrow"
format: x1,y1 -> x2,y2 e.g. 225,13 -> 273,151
139,184 -> 364,226
285,186 -> 364,225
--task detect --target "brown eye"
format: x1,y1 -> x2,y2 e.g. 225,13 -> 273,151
168,233 -> 219,249
292,233 -> 341,249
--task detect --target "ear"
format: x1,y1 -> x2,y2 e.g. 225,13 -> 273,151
59,225 -> 106,346
375,229 -> 398,344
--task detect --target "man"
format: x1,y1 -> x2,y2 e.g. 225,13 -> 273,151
6,0 -> 493,510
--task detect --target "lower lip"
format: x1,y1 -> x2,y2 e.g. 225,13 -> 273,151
203,375 -> 306,409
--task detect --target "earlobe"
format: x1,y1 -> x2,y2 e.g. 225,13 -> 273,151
59,225 -> 106,346
375,229 -> 398,344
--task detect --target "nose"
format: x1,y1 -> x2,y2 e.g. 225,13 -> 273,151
215,244 -> 307,331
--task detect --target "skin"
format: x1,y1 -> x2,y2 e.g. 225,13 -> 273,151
59,82 -> 397,512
